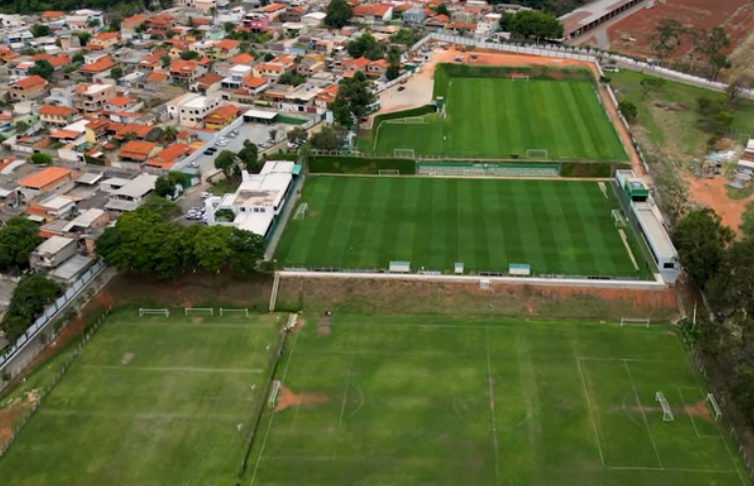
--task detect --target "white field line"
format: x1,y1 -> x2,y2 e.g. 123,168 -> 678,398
623,360 -> 663,468
485,326 -> 502,486
249,331 -> 300,486
607,465 -> 739,473
81,365 -> 263,374
39,409 -> 241,421
618,228 -> 639,270
332,372 -> 352,459
578,357 -> 684,363
576,358 -> 606,466
598,181 -> 609,198
675,387 -> 722,439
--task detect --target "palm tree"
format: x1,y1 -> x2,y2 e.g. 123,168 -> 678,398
268,128 -> 278,142
161,125 -> 178,142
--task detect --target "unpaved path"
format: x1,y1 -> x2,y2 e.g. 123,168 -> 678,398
682,173 -> 754,235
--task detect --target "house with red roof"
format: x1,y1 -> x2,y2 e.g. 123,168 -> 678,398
143,143 -> 192,171
169,59 -> 207,83
38,105 -> 79,127
104,95 -> 141,112
351,4 -> 393,25
366,59 -> 389,77
78,55 -> 116,81
119,140 -> 160,162
9,75 -> 48,102
88,32 -> 121,50
229,52 -> 255,66
204,104 -> 241,130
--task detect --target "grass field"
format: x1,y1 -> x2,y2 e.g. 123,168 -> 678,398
275,176 -> 651,278
0,310 -> 279,486
248,314 -> 748,486
367,77 -> 626,160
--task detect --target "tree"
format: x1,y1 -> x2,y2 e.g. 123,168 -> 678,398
639,76 -> 665,98
140,194 -> 182,220
435,3 -> 449,16
15,120 -> 29,134
72,52 -> 85,64
229,228 -> 265,275
160,54 -> 171,67
194,225 -> 233,273
740,200 -> 754,238
0,274 -> 61,342
165,29 -> 176,39
214,150 -> 236,178
30,24 -> 51,38
30,152 -> 52,164
710,53 -> 732,81
75,31 -> 92,46
279,70 -> 306,86
262,52 -> 275,62
87,18 -> 100,28
108,15 -> 122,32
180,50 -> 200,60
617,100 -> 638,122
161,125 -> 178,142
237,141 -> 259,172
508,10 -> 563,41
707,238 -> 754,342
386,46 -> 400,81
110,66 -> 124,79
651,18 -> 685,63
330,71 -> 376,131
0,216 -> 44,273
498,11 -> 514,31
224,21 -> 236,33
671,208 -> 734,290
389,28 -> 422,47
28,59 -> 54,81
154,172 -> 186,199
269,128 -> 279,142
310,125 -> 347,150
347,32 -> 384,60
287,127 -> 308,143
325,0 -> 353,28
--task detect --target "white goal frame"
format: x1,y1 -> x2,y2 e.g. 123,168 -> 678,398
621,317 -> 650,328
511,74 -> 529,81
378,169 -> 400,176
656,391 -> 674,422
268,380 -> 282,409
219,307 -> 249,317
525,148 -> 548,159
393,148 -> 415,158
612,209 -> 627,228
293,203 -> 308,220
184,307 -> 214,316
139,307 -> 170,317
707,393 -> 722,421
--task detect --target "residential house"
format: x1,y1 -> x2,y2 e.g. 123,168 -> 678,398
221,64 -> 252,90
73,83 -> 117,112
27,195 -> 77,221
193,73 -> 223,93
29,53 -> 70,71
121,13 -> 146,40
425,14 -> 449,30
344,56 -> 369,75
105,173 -> 158,212
142,143 -> 193,172
38,104 -> 79,127
147,13 -> 177,36
213,39 -> 240,60
18,166 -> 73,198
40,10 -> 65,22
298,59 -> 326,77
301,12 -> 326,27
445,21 -> 476,35
285,6 -> 304,22
29,236 -> 78,271
403,7 -> 426,24
176,94 -> 222,127
78,55 -> 116,81
366,59 -> 388,77
141,71 -> 169,89
243,13 -> 269,32
108,122 -> 159,141
257,3 -> 287,21
8,75 -> 48,102
280,83 -> 322,113
137,54 -> 162,73
204,104 -> 240,130
229,52 -> 255,66
240,74 -> 269,96
119,140 -> 159,163
475,13 -> 501,39
351,4 -> 393,25
88,32 -> 121,50
84,117 -> 109,144
169,59 -> 207,84
104,95 -> 141,112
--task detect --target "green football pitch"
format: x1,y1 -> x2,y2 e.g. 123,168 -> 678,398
0,310 -> 279,486
275,176 -> 651,278
248,314 -> 748,486
369,78 -> 627,160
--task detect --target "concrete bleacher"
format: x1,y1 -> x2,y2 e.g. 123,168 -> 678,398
417,164 -> 560,178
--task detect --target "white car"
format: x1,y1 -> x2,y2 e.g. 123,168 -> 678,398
200,192 -> 211,199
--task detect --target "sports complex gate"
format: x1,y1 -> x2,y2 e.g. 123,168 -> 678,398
416,161 -> 561,178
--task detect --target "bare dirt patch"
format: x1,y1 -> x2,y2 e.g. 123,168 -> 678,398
274,385 -> 329,412
191,316 -> 203,325
685,398 -> 713,421
121,352 -> 134,365
316,314 -> 332,336
0,390 -> 39,448
682,173 -> 754,236
607,0 -> 754,59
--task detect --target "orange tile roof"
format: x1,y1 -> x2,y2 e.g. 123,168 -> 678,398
41,10 -> 64,17
85,118 -> 109,130
242,74 -> 267,88
215,39 -> 239,51
79,56 -> 116,73
144,143 -> 192,168
92,32 -> 119,41
105,96 -> 134,107
50,129 -> 81,139
204,104 -> 240,123
260,2 -> 286,12
120,140 -> 157,160
19,166 -> 72,189
169,59 -> 198,73
31,53 -> 70,68
446,21 -> 476,30
144,71 -> 168,82
353,3 -> 392,16
12,75 -> 47,90
196,73 -> 223,86
122,13 -> 146,26
229,53 -> 255,65
192,17 -> 212,25
38,105 -> 77,117
257,62 -> 283,72
109,122 -> 154,139
349,56 -> 369,68
369,59 -> 389,68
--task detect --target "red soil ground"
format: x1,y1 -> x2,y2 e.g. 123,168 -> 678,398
682,173 -> 754,236
607,0 -> 754,59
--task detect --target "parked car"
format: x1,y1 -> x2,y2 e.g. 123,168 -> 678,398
200,192 -> 211,199
189,161 -> 199,168
204,147 -> 217,155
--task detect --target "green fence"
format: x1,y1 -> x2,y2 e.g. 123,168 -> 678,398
308,156 -> 417,175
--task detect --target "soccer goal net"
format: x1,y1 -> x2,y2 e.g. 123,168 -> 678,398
612,209 -> 627,228
378,169 -> 400,176
511,74 -> 529,81
525,149 -> 548,159
394,148 -> 415,158
621,317 -> 650,327
139,307 -> 170,317
219,307 -> 249,317
268,380 -> 282,409
293,203 -> 308,220
184,307 -> 213,316
706,393 -> 722,421
656,391 -> 674,422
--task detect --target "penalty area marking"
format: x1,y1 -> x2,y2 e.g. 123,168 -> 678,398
597,181 -> 609,199
618,229 -> 639,270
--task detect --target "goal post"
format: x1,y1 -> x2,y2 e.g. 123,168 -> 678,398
293,203 -> 308,220
612,209 -> 627,228
184,307 -> 213,316
621,317 -> 650,328
268,380 -> 282,409
655,391 -> 674,422
378,169 -> 400,176
139,308 -> 170,317
393,148 -> 415,158
511,74 -> 529,81
706,393 -> 722,421
525,148 -> 548,159
219,307 -> 249,317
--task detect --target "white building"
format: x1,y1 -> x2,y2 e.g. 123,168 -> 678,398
105,174 -> 158,212
205,161 -> 299,238
167,93 -> 222,127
